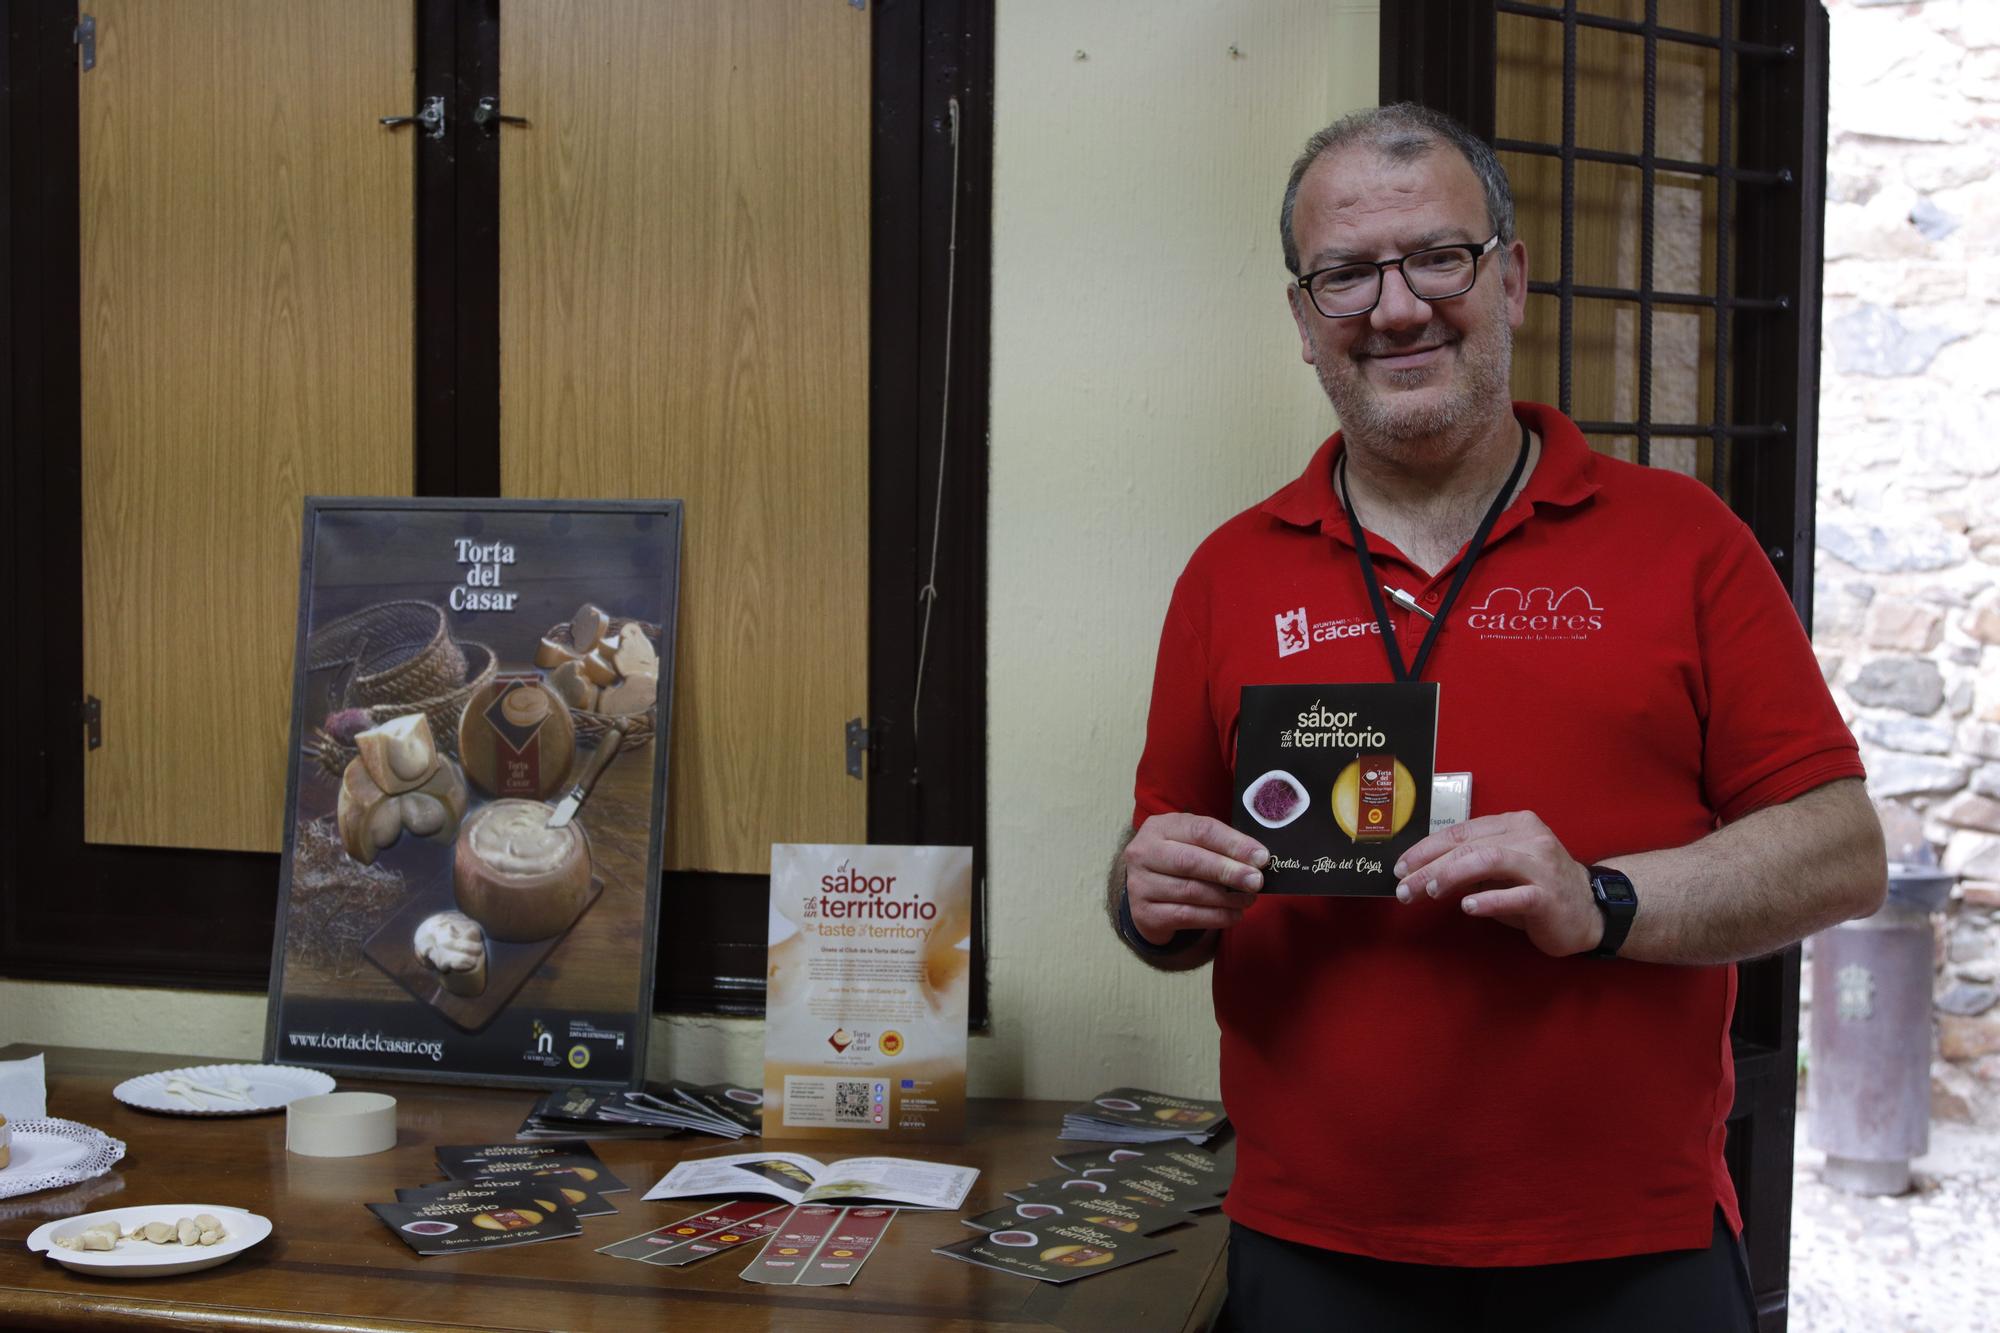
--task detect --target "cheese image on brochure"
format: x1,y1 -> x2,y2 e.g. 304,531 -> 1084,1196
763,844 -> 972,1141
643,1152 -> 977,1211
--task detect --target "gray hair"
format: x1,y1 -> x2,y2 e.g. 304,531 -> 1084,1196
1279,103 -> 1517,276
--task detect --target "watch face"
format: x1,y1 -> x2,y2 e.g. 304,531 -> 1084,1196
1596,875 -> 1636,905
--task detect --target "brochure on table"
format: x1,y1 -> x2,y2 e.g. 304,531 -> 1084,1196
935,1219 -> 1173,1284
764,843 -> 971,1140
643,1152 -> 977,1210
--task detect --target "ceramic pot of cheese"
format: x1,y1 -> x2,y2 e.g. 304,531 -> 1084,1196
452,799 -> 591,942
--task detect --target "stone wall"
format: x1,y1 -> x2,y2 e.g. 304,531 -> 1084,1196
1817,0 -> 2000,1123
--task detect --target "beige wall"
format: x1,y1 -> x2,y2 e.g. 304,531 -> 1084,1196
0,1 -> 1380,1101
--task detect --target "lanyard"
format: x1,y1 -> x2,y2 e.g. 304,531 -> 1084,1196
1337,420 -> 1530,684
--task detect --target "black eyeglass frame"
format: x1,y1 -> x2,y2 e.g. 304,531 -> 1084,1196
1295,233 -> 1504,319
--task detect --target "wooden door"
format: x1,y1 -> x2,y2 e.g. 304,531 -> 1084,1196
499,2 -> 871,874
80,0 -> 416,852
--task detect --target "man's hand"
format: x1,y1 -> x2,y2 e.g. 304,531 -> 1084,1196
1393,812 -> 1604,957
1122,814 -> 1269,946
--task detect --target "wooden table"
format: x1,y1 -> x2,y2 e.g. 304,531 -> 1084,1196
0,1047 -> 1228,1331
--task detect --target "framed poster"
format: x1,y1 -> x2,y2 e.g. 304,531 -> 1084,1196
264,498 -> 680,1088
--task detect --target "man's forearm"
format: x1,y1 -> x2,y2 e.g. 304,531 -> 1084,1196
1107,827 -> 1217,971
1607,778 -> 1885,965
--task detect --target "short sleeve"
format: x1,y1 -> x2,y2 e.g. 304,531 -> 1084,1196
1696,515 -> 1865,823
1132,582 -> 1233,828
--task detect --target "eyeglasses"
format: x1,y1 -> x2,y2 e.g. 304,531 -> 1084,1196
1295,234 -> 1502,319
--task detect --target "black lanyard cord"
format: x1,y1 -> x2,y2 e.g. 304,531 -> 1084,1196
1337,420 -> 1531,684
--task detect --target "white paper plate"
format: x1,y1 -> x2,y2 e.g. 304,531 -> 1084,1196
0,1119 -> 127,1201
27,1203 -> 271,1278
112,1064 -> 335,1117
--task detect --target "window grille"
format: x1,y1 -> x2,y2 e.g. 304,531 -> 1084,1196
1383,5 -> 1829,1328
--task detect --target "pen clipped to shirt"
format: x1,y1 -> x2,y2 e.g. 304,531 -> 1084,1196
1386,587 -> 1435,622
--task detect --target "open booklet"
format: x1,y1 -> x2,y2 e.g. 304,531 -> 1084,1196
642,1152 -> 977,1211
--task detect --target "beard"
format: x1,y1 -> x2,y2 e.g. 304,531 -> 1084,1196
1310,297 -> 1515,457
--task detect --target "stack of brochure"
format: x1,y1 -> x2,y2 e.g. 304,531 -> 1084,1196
933,1138 -> 1233,1283
517,1082 -> 764,1141
1058,1087 -> 1229,1145
367,1140 -> 628,1256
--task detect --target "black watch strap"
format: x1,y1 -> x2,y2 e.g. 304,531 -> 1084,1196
1118,886 -> 1205,958
1587,865 -> 1637,959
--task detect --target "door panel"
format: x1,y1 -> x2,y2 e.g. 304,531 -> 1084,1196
500,1 -> 870,873
80,0 -> 416,851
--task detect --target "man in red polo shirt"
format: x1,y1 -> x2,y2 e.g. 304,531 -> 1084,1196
1111,104 -> 1885,1331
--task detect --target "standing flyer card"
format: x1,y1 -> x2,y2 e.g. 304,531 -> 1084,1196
1232,683 -> 1438,895
764,844 -> 972,1140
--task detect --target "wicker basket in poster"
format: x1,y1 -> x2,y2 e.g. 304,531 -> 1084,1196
543,619 -> 661,748
305,601 -> 497,761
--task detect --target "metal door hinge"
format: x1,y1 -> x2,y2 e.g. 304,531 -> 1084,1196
81,695 -> 102,751
845,717 -> 876,779
75,14 -> 96,71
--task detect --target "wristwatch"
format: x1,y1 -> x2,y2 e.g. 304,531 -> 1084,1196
1587,865 -> 1637,958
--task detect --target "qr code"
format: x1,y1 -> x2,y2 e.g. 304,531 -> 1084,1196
834,1080 -> 872,1123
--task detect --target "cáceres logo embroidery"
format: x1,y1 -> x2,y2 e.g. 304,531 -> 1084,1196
1274,605 -> 1381,659
1464,586 -> 1606,639
1275,607 -> 1310,657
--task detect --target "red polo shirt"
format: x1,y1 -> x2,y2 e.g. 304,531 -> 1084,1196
1133,402 -> 1861,1267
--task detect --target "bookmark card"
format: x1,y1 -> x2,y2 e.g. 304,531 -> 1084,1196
964,1194 -> 1186,1238
597,1201 -> 790,1266
436,1141 -> 629,1193
1232,683 -> 1439,895
740,1205 -> 895,1286
934,1220 -> 1174,1284
370,1187 -> 582,1256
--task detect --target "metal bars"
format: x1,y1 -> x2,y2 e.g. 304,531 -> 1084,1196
1494,138 -> 1789,186
1638,0 -> 1657,465
1498,0 -> 1796,470
1715,0 -> 1738,474
1495,0 -> 1791,58
1527,280 -> 1786,311
1559,2 -> 1577,415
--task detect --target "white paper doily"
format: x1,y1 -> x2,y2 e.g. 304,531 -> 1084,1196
0,1119 -> 127,1201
